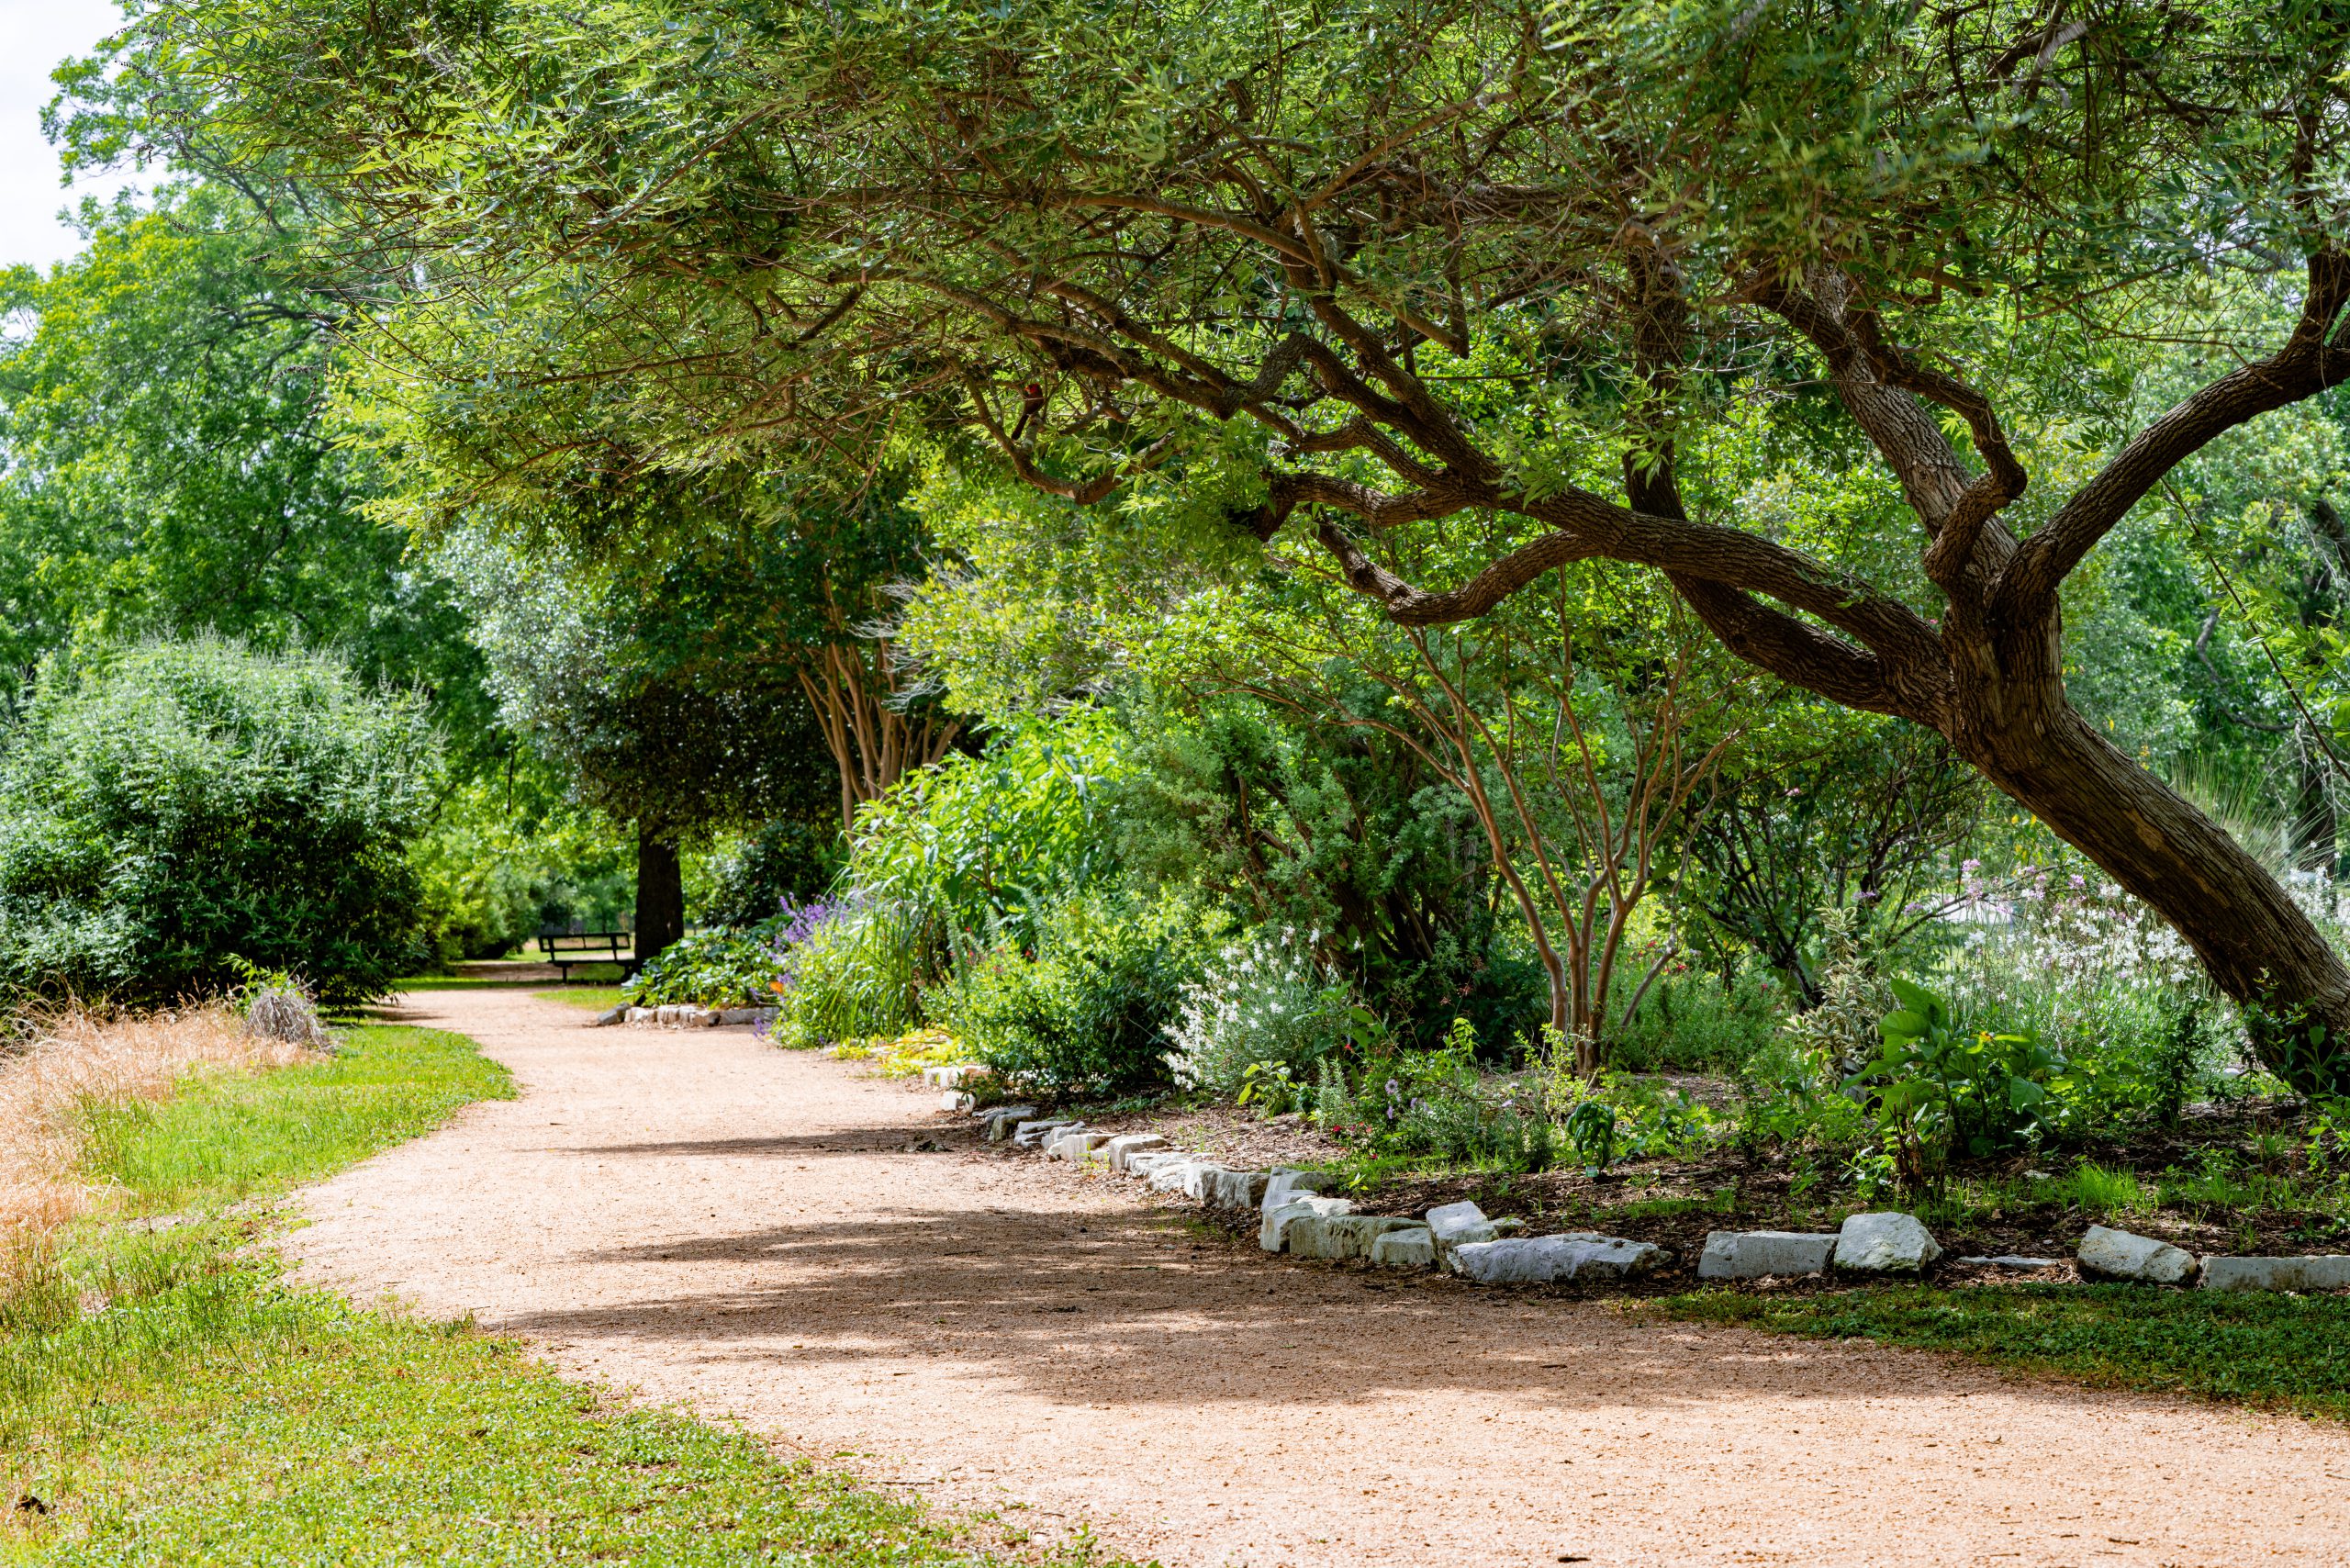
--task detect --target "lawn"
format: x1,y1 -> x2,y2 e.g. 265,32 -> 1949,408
538,984 -> 628,1011
1661,1282 -> 2350,1422
0,1024 -> 1090,1566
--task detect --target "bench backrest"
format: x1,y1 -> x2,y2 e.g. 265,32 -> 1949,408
538,930 -> 629,957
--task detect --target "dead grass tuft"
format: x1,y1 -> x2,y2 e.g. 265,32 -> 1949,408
0,1002 -> 309,1291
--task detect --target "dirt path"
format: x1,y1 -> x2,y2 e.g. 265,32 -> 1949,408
296,989 -> 2350,1567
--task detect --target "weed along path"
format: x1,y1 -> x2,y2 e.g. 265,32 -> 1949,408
296,988 -> 2350,1568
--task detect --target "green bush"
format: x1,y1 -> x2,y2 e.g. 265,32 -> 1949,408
0,639 -> 436,1007
1333,1018 -> 1559,1172
928,894 -> 1203,1095
622,921 -> 782,1007
773,711 -> 1123,1045
1608,962 -> 1789,1074
695,818 -> 840,929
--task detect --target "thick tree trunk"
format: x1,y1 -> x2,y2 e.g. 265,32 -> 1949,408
1952,696 -> 2350,1094
633,826 -> 685,970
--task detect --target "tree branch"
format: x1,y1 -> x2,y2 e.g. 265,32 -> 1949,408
2000,248 -> 2350,614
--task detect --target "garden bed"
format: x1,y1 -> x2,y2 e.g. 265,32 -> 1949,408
1039,1087 -> 2350,1298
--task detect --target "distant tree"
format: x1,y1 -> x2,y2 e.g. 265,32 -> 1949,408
0,637 -> 437,1006
442,526 -> 842,963
0,181 -> 486,737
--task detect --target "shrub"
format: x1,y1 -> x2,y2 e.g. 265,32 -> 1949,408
696,818 -> 840,929
1165,924 -> 1364,1094
771,712 -> 1123,1047
773,898 -> 927,1047
1333,1018 -> 1558,1172
623,920 -> 784,1007
1607,961 -> 1789,1074
0,639 -> 436,1008
1843,977 -> 2073,1189
928,894 -> 1202,1096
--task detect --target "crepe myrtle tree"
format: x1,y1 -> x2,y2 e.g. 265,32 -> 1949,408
130,0 -> 2350,1084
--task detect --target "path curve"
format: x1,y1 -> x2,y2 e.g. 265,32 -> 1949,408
295,988 -> 2350,1567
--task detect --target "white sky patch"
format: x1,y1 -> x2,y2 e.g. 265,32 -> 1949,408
0,0 -> 152,272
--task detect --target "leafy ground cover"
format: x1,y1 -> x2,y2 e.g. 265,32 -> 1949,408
1,1023 -> 1105,1566
1659,1282 -> 2350,1423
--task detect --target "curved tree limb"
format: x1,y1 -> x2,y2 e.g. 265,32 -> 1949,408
1999,248 -> 2350,614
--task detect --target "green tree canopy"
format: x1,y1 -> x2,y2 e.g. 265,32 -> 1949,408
0,181 -> 483,734
109,0 -> 2350,1084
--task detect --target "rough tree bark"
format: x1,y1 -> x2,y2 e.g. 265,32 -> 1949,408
632,826 -> 685,970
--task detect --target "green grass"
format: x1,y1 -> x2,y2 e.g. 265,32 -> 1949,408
76,1025 -> 511,1213
1662,1282 -> 2350,1422
538,985 -> 627,1012
3,1024 -> 1096,1565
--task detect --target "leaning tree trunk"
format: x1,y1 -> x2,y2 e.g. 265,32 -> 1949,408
1945,635 -> 2350,1095
633,826 -> 686,971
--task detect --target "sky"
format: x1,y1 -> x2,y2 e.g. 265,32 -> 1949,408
0,0 -> 147,272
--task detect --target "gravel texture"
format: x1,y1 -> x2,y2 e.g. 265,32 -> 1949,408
292,989 -> 2350,1568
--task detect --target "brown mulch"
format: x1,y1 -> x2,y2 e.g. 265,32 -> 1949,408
988,1085 -> 2348,1294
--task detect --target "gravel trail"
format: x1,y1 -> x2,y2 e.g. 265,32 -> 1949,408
292,987 -> 2350,1567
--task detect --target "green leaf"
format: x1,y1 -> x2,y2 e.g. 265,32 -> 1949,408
1886,977 -> 1942,1022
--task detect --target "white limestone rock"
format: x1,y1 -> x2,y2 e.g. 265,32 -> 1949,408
1125,1151 -> 1192,1179
1147,1160 -> 1208,1193
1424,1201 -> 1497,1256
2076,1224 -> 2198,1285
1011,1118 -> 1078,1148
1179,1162 -> 1230,1203
1103,1133 -> 1170,1172
1697,1230 -> 1840,1280
2199,1255 -> 2350,1293
1205,1170 -> 1270,1210
980,1106 -> 1041,1141
1287,1214 -> 1419,1262
1260,1169 -> 1341,1213
1259,1195 -> 1353,1253
941,1090 -> 976,1113
1833,1212 -> 1943,1274
1449,1232 -> 1664,1285
1370,1227 -> 1438,1270
591,1005 -> 625,1027
1046,1130 -> 1112,1162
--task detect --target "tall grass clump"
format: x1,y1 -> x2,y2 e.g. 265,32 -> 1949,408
0,1002 -> 309,1298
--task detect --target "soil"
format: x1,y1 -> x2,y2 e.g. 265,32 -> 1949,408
1278,1092 -> 2347,1293
292,988 -> 2350,1568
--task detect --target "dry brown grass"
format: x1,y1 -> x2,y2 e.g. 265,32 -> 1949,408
0,1003 -> 308,1290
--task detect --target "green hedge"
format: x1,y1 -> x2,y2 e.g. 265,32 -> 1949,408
0,638 -> 437,1007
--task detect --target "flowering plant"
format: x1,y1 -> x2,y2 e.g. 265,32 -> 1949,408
1164,924 -> 1363,1094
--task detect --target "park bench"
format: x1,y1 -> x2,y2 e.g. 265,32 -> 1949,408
536,925 -> 635,981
